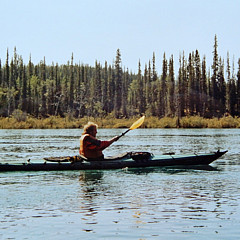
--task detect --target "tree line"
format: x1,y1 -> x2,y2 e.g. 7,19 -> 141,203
0,35 -> 240,120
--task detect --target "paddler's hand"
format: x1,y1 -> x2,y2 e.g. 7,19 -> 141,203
109,136 -> 121,144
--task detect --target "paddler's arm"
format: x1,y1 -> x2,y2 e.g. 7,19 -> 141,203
108,136 -> 120,144
86,136 -> 120,151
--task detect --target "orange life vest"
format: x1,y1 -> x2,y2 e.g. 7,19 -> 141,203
80,134 -> 110,159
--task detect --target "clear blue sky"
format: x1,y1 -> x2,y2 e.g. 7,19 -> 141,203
1,0 -> 239,73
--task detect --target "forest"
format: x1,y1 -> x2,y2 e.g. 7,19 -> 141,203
0,35 -> 240,122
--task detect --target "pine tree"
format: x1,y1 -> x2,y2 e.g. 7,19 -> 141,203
137,60 -> 145,114
21,66 -> 27,112
152,52 -> 157,82
5,49 -> 10,88
46,63 -> 55,115
167,55 -> 175,116
200,56 -> 208,117
194,50 -> 201,114
94,61 -> 102,103
229,59 -> 237,116
211,34 -> 220,116
128,61 -> 143,116
176,54 -> 183,121
0,59 -> 2,87
26,55 -> 33,114
54,63 -> 62,116
107,65 -> 114,113
12,48 -> 19,110
159,53 -> 168,117
69,53 -> 74,110
40,57 -> 47,117
218,57 -> 226,115
62,63 -> 70,115
143,64 -> 149,115
145,61 -> 152,112
236,58 -> 240,115
102,61 -> 108,114
226,52 -> 231,113
114,49 -> 122,118
151,52 -> 158,115
122,68 -> 129,117
187,53 -> 195,115
28,54 -> 33,79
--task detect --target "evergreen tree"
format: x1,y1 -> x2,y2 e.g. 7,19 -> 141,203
94,61 -> 102,103
229,59 -> 237,116
5,49 -> 10,88
102,61 -> 108,114
151,52 -> 158,116
0,59 -> 2,87
137,61 -> 146,114
128,62 -> 143,116
40,57 -> 47,117
236,58 -> 240,115
218,57 -> 226,115
146,61 -> 152,113
30,75 -> 40,117
167,55 -> 175,116
28,55 -> 33,79
54,63 -> 62,116
21,66 -> 27,112
46,63 -> 55,115
121,68 -> 129,117
211,34 -> 220,116
62,64 -> 70,115
143,64 -> 149,115
27,55 -> 33,114
114,49 -> 122,118
194,50 -> 201,114
69,53 -> 74,110
187,52 -> 195,115
200,56 -> 208,117
159,53 -> 168,117
176,54 -> 183,120
152,52 -> 157,82
107,65 -> 114,113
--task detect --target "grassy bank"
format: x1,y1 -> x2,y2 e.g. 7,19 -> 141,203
1,115 -> 240,129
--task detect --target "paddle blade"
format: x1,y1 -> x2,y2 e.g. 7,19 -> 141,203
129,116 -> 145,130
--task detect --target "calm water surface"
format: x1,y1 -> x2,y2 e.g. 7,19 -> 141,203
0,128 -> 240,239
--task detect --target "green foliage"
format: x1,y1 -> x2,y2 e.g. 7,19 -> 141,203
0,37 -> 240,123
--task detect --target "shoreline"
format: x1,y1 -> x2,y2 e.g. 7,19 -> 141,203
0,115 -> 240,129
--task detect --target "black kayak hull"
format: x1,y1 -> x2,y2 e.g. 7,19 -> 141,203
0,150 -> 227,172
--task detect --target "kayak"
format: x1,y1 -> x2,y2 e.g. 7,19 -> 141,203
0,150 -> 227,172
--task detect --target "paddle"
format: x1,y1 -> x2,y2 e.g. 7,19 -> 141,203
118,116 -> 145,139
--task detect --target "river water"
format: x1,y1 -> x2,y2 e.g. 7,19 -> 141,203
0,128 -> 239,239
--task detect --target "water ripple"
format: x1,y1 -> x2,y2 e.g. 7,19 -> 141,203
0,129 -> 240,239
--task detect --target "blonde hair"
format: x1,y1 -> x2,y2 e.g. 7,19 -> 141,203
83,122 -> 98,134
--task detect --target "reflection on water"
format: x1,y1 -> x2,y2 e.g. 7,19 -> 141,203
79,170 -> 104,183
125,165 -> 220,175
78,171 -> 105,232
0,129 -> 240,239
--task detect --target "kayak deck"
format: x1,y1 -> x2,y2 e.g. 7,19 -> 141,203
0,150 -> 227,172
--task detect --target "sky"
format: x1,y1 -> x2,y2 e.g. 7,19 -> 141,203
1,0 -> 240,73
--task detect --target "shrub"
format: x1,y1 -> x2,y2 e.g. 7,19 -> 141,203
12,109 -> 27,122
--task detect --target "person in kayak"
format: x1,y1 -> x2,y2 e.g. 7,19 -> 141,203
80,122 -> 119,160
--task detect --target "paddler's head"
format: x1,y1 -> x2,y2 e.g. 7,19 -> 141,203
83,122 -> 98,137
